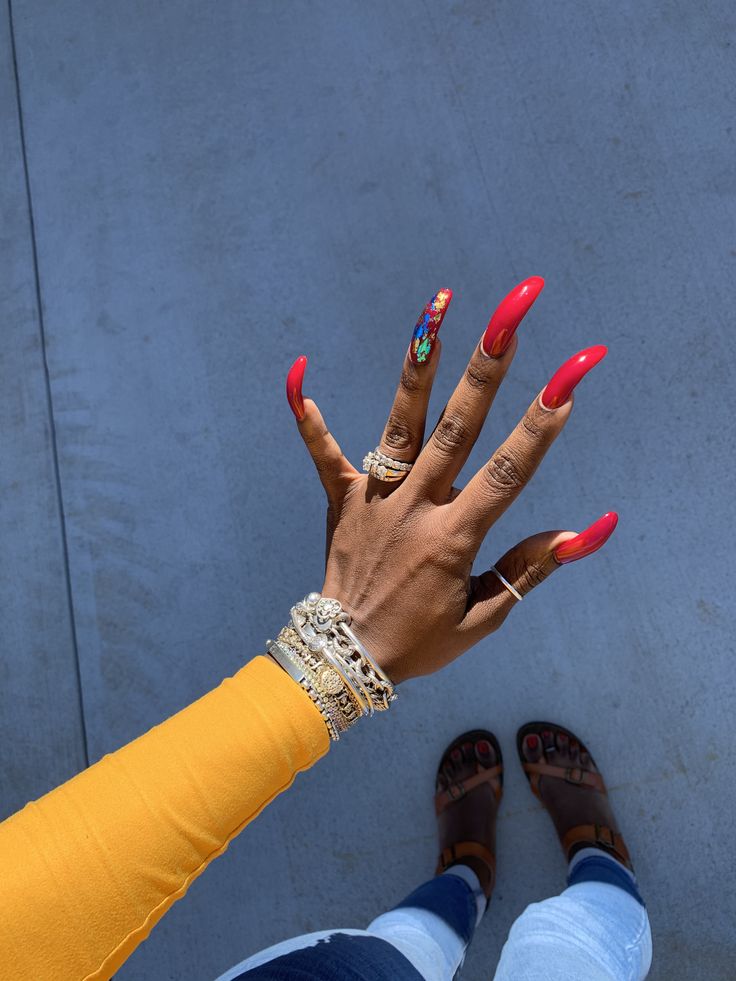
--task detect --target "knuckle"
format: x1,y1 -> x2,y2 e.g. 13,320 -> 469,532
496,553 -> 549,601
516,557 -> 549,593
464,361 -> 495,391
521,408 -> 547,441
302,424 -> 327,450
483,450 -> 527,493
399,366 -> 423,395
383,415 -> 414,451
433,413 -> 471,453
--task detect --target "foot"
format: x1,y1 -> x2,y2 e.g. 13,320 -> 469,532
519,722 -> 633,870
434,731 -> 502,899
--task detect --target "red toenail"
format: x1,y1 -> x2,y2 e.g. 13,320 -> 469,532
451,748 -> 462,762
477,740 -> 491,754
527,734 -> 539,749
462,742 -> 474,754
541,730 -> 552,739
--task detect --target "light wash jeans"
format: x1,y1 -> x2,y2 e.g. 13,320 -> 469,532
216,848 -> 652,981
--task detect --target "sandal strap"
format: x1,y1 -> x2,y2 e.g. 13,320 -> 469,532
434,763 -> 503,815
522,760 -> 605,794
435,840 -> 496,877
562,823 -> 632,868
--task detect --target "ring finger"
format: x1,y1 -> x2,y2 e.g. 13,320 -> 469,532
368,288 -> 452,489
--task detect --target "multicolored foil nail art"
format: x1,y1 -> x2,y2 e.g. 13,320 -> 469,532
409,288 -> 453,365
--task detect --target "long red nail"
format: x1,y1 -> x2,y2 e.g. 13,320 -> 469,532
409,288 -> 453,364
554,512 -> 618,565
286,355 -> 307,421
540,345 -> 607,409
482,276 -> 545,358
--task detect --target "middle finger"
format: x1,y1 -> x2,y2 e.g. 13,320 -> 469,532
408,277 -> 544,501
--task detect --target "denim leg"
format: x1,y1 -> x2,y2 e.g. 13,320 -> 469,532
212,929 -> 369,980
567,846 -> 646,905
493,852 -> 652,981
366,866 -> 484,981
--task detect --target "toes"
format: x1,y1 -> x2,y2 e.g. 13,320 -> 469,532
522,732 -> 543,762
437,734 -> 499,798
475,738 -> 496,767
441,740 -> 477,785
569,739 -> 580,761
580,750 -> 598,772
556,731 -> 569,759
459,740 -> 478,775
541,729 -> 556,757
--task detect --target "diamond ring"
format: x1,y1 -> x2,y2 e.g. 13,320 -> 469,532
362,447 -> 415,482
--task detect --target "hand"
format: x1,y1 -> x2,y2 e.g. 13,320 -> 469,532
286,279 -> 617,684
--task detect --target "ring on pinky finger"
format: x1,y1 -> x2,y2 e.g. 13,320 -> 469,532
489,565 -> 524,601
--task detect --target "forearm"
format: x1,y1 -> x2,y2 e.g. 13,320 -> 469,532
0,655 -> 329,981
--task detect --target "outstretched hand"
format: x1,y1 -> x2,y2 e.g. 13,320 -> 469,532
286,280 -> 616,684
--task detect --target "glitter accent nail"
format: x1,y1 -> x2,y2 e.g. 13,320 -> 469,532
409,288 -> 453,364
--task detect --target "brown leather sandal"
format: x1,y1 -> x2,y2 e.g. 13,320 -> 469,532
434,729 -> 503,889
516,721 -> 633,870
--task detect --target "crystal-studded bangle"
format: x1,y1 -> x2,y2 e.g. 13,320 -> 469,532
278,624 -> 373,717
265,593 -> 397,741
290,593 -> 397,713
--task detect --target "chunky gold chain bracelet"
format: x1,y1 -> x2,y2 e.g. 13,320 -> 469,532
265,593 -> 397,741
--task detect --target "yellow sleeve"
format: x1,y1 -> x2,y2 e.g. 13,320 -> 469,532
0,654 -> 330,981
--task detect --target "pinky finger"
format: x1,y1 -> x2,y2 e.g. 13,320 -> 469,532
287,356 -> 359,503
460,512 -> 618,642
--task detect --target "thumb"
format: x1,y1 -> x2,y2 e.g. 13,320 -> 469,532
287,355 -> 359,504
461,512 -> 618,643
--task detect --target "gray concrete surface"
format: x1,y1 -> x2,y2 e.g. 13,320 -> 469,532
1,1 -> 734,978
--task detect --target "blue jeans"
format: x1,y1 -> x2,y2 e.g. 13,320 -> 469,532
216,849 -> 652,981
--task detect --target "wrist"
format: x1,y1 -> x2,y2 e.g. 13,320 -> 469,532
266,591 -> 398,741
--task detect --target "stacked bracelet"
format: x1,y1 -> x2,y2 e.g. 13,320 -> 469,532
265,592 -> 397,741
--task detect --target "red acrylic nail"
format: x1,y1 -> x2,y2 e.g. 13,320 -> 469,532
482,276 -> 545,358
286,355 -> 307,421
409,288 -> 453,364
540,345 -> 607,409
554,512 -> 618,565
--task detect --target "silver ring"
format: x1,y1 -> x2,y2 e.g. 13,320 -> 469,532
362,447 -> 415,482
489,565 -> 523,602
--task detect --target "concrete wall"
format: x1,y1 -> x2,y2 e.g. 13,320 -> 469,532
2,2 -> 734,978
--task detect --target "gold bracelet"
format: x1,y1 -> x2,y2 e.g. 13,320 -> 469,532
289,593 -> 397,713
267,639 -> 343,740
277,627 -> 364,729
265,594 -> 397,741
